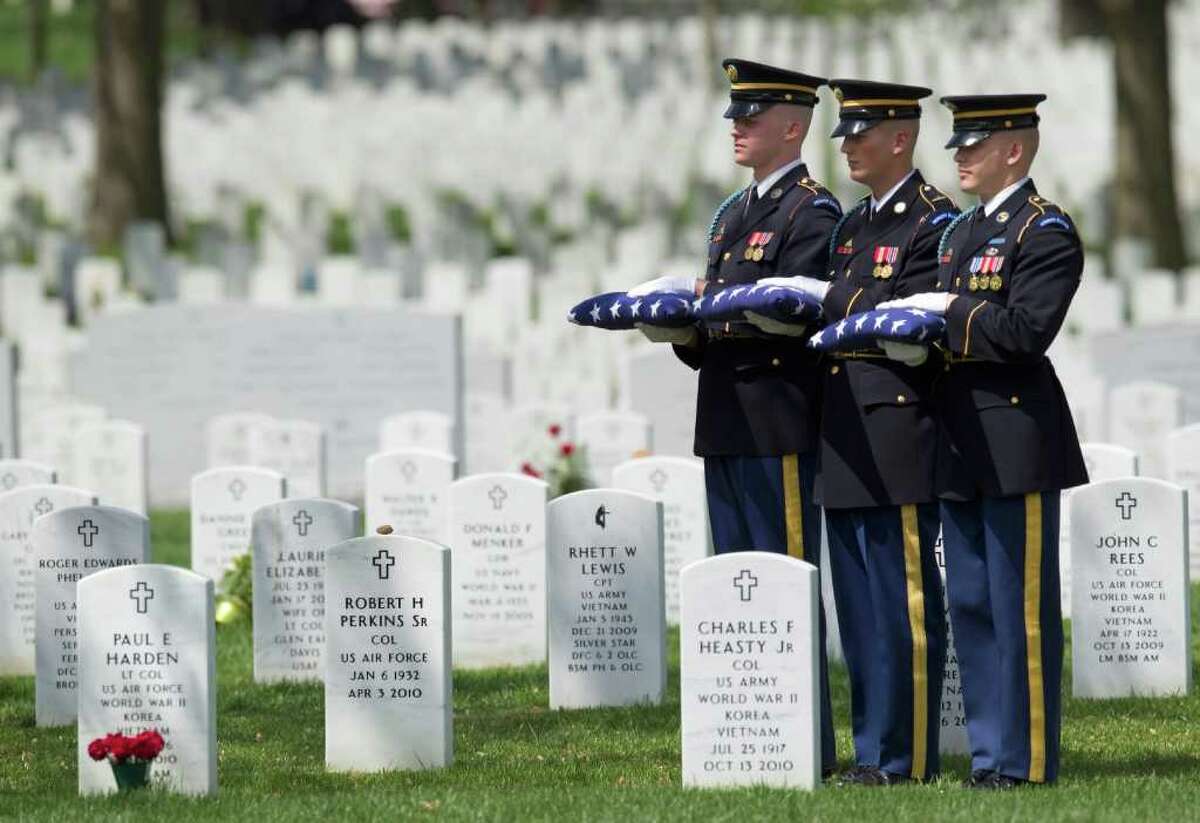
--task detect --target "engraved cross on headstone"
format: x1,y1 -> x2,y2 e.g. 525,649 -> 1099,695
129,581 -> 155,614
649,469 -> 668,493
33,497 -> 54,517
488,484 -> 508,510
1,472 -> 16,490
78,519 -> 100,548
400,461 -> 418,483
733,569 -> 758,602
293,509 -> 314,536
373,549 -> 396,580
228,478 -> 246,501
1115,491 -> 1138,520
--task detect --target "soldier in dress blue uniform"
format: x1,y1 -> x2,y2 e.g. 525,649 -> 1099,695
878,94 -> 1088,789
628,58 -> 841,774
765,79 -> 956,785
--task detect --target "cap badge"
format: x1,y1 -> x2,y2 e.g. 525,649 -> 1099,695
833,87 -> 844,102
725,64 -> 738,82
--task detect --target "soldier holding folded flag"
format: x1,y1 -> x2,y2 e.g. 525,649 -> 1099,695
877,93 -> 1088,789
762,79 -> 957,785
626,58 -> 841,775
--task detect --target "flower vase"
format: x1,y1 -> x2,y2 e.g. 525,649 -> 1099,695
111,760 -> 151,791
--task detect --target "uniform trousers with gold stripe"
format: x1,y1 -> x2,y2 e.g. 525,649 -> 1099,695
940,491 -> 1063,784
703,453 -> 835,771
826,502 -> 947,780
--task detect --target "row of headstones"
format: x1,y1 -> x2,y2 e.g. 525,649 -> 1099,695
57,467 -> 1192,796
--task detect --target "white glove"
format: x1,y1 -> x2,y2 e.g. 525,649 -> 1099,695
876,292 -> 953,315
879,339 -> 929,366
745,311 -> 808,337
636,323 -> 698,346
627,274 -> 698,297
757,275 -> 831,302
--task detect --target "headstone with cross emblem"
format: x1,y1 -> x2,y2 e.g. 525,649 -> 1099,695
379,410 -> 455,456
324,534 -> 452,771
1070,477 -> 1191,697
33,505 -> 148,725
932,527 -> 968,755
1060,443 -> 1141,610
447,472 -> 548,668
679,552 -> 821,789
251,498 -> 360,682
547,488 -> 666,709
0,484 -> 97,674
78,565 -> 217,795
190,467 -> 286,582
249,418 -> 326,499
612,457 -> 711,625
364,449 -> 456,541
0,458 -> 57,491
1107,381 -> 1182,480
576,411 -> 652,487
1165,424 -> 1200,578
464,392 -> 509,475
205,412 -> 274,468
72,420 -> 148,514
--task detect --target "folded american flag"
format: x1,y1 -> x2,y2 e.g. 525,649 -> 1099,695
567,291 -> 697,330
807,308 -> 947,352
694,283 -> 824,325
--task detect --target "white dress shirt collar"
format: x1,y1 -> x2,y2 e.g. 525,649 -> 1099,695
982,176 -> 1031,217
870,169 -> 917,214
754,157 -> 805,199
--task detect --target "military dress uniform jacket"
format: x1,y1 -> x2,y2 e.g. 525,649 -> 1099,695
815,172 -> 958,508
673,164 -> 842,457
933,180 -> 1088,500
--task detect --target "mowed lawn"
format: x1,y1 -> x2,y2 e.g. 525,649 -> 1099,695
1,511 -> 1197,822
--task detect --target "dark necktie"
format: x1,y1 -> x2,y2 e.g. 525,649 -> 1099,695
745,186 -> 759,214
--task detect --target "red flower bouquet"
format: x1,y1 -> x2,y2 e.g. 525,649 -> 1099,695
87,730 -> 165,791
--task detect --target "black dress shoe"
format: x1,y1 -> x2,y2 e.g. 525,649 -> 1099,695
971,772 -> 1029,790
963,769 -> 996,789
837,765 -> 879,785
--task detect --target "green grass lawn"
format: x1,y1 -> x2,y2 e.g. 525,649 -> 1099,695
1,510 -> 1198,821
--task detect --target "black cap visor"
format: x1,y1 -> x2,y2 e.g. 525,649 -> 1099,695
724,100 -> 774,119
831,117 -> 881,138
944,129 -> 992,149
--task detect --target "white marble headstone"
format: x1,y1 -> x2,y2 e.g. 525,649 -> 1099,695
24,403 -> 106,484
0,484 -> 97,674
547,489 -> 666,709
191,467 -> 286,582
448,473 -> 547,668
1070,478 -> 1191,697
0,340 -> 15,459
205,412 -> 273,468
680,552 -> 820,789
1107,381 -> 1182,479
464,392 -> 509,475
612,457 -> 711,625
72,420 -> 148,514
1061,443 -> 1140,609
933,528 -> 968,755
252,498 -> 359,682
0,459 -> 56,491
364,449 -> 455,541
34,505 -> 148,726
379,411 -> 455,455
325,535 -> 452,771
577,412 -> 652,487
1165,424 -> 1200,578
77,565 -> 217,796
249,418 -> 326,498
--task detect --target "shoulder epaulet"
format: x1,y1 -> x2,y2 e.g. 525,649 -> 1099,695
1018,194 -> 1075,243
827,196 -> 869,262
917,183 -> 955,212
796,176 -> 822,195
936,209 -> 974,260
705,186 -> 749,244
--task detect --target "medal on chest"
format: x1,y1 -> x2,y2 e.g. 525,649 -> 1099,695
967,252 -> 1006,291
871,245 -> 899,279
744,232 -> 774,262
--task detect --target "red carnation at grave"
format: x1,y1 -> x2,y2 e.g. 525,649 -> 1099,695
560,443 -> 575,457
547,424 -> 562,438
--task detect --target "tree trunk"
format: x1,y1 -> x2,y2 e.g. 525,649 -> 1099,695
89,0 -> 172,251
29,0 -> 48,81
1097,0 -> 1187,270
